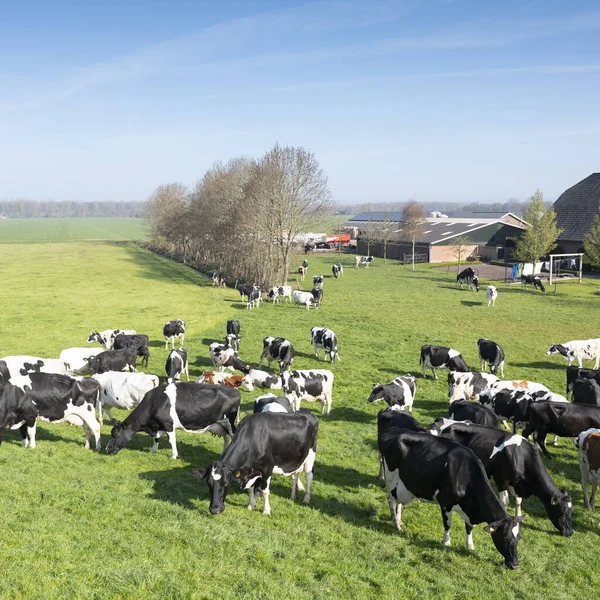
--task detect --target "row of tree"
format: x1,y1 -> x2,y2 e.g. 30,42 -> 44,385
0,200 -> 145,218
146,144 -> 334,287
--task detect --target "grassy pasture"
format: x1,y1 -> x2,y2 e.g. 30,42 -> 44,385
0,218 -> 147,242
0,242 -> 599,599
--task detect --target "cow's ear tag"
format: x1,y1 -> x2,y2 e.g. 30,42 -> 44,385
235,471 -> 241,478
484,525 -> 495,534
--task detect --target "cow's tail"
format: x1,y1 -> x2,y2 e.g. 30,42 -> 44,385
419,348 -> 425,365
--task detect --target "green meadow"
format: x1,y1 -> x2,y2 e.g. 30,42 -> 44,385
0,241 -> 599,599
0,218 -> 146,242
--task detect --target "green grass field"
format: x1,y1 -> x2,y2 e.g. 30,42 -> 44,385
0,218 -> 147,242
0,243 -> 599,599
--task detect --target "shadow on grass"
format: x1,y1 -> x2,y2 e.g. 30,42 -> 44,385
460,300 -> 485,307
510,361 -> 566,370
328,406 -> 374,424
376,368 -> 420,378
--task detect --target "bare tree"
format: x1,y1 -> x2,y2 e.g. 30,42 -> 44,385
361,217 -> 378,256
375,213 -> 396,262
402,200 -> 426,270
451,235 -> 474,273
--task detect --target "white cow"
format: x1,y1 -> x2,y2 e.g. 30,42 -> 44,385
87,329 -> 136,350
293,290 -> 319,310
92,371 -> 159,425
268,285 -> 293,304
486,285 -> 497,307
282,369 -> 334,414
547,339 -> 600,369
491,380 -> 549,393
240,368 -> 283,392
0,356 -> 69,378
578,428 -> 600,510
58,348 -> 105,375
448,371 -> 499,403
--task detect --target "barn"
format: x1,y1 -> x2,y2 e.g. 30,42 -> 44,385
553,173 -> 600,254
348,212 -> 527,263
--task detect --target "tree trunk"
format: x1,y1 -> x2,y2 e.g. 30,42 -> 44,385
282,247 -> 290,285
411,239 -> 415,271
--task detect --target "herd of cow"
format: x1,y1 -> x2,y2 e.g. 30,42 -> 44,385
1,255 -> 599,571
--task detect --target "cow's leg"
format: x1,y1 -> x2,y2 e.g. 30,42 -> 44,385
166,430 -> 178,459
313,344 -> 319,359
580,457 -> 591,508
27,421 -> 37,449
591,481 -> 598,510
262,476 -> 272,515
19,423 -> 28,448
291,473 -> 299,500
386,490 -> 402,530
185,365 -> 190,382
432,367 -> 438,380
499,361 -> 505,378
151,432 -> 164,453
553,435 -> 559,446
537,432 -> 551,459
325,394 -> 332,415
499,489 -> 510,510
465,523 -> 475,550
247,486 -> 256,511
422,362 -> 427,378
106,407 -> 116,425
513,494 -> 523,517
441,507 -> 452,545
502,419 -> 510,430
378,454 -> 385,481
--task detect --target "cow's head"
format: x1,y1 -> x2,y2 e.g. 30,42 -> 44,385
87,331 -> 99,344
546,490 -> 573,537
368,383 -> 385,403
547,344 -> 571,359
534,277 -> 546,292
240,374 -> 254,391
193,461 -> 246,514
484,515 -> 524,569
472,276 -> 480,292
105,420 -> 134,455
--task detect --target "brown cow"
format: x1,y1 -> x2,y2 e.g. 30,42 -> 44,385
196,371 -> 244,388
578,429 -> 600,510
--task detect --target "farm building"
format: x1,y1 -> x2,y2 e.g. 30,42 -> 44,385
347,212 -> 527,263
553,173 -> 600,254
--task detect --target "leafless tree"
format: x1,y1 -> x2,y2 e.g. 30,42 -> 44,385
402,200 -> 427,270
451,235 -> 474,273
361,217 -> 378,256
375,213 -> 396,262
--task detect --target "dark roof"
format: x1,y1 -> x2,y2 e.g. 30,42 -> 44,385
554,173 -> 600,242
348,212 -> 404,222
394,220 -> 524,245
449,211 -> 511,219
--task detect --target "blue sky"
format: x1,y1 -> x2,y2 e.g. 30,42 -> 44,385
1,0 -> 599,204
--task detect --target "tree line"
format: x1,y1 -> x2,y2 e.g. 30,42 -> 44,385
0,200 -> 145,218
145,144 -> 334,287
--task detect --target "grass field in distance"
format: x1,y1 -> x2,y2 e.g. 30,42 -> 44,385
0,241 -> 598,599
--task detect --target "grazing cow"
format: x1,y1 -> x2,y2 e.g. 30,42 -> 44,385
456,267 -> 480,291
522,401 -> 600,459
246,287 -> 261,310
478,339 -> 505,377
253,393 -> 294,414
293,290 -> 318,310
209,342 -> 249,373
368,375 -> 416,413
332,263 -> 344,278
448,371 -> 499,403
310,327 -> 340,362
577,428 -> 600,509
92,371 -> 159,425
241,369 -> 283,392
259,337 -> 294,373
7,373 -> 102,451
547,339 -> 600,369
282,369 -> 334,414
58,348 -> 104,375
239,285 -> 259,303
572,378 -> 600,406
106,383 -> 241,459
268,285 -> 292,304
435,422 -> 573,537
521,275 -> 545,292
486,285 -> 498,307
195,370 -> 244,388
113,334 -> 150,368
298,266 -> 307,281
193,410 -> 318,515
379,427 -> 523,569
86,346 -> 138,374
448,401 -> 501,428
0,356 -> 69,378
420,345 -> 470,379
87,329 -> 136,350
164,320 -> 186,349
312,275 -> 324,288
566,366 -> 600,398
355,256 -> 374,268
311,287 -> 323,307
166,348 -> 190,382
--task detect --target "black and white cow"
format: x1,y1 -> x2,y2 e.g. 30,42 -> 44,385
7,373 -> 102,451
298,266 -> 307,281
0,361 -> 10,384
379,427 -> 523,569
87,329 -> 136,350
253,393 -> 294,414
521,275 -> 546,292
310,327 -> 340,362
259,337 -> 294,373
193,410 -> 318,515
92,371 -> 159,425
566,366 -> 600,398
368,376 -> 416,413
209,342 -> 249,373
547,339 -> 600,369
448,371 -> 499,403
332,263 -> 344,278
311,287 -> 323,307
240,368 -> 283,392
282,369 -> 334,414
420,345 -> 470,379
456,268 -> 480,291
268,285 -> 292,304
227,319 -> 240,337
239,285 -> 259,303
434,421 -> 573,537
312,275 -> 324,288
85,346 -> 138,374
572,378 -> 600,406
355,256 -> 374,268
477,339 -> 505,377
166,348 -> 190,382
0,355 -> 70,378
522,401 -> 600,459
301,259 -> 308,269
293,290 -> 319,310
106,383 -> 241,459
58,348 -> 105,375
113,334 -> 150,368
247,287 -> 261,310
164,319 -> 186,349
447,401 -> 501,428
